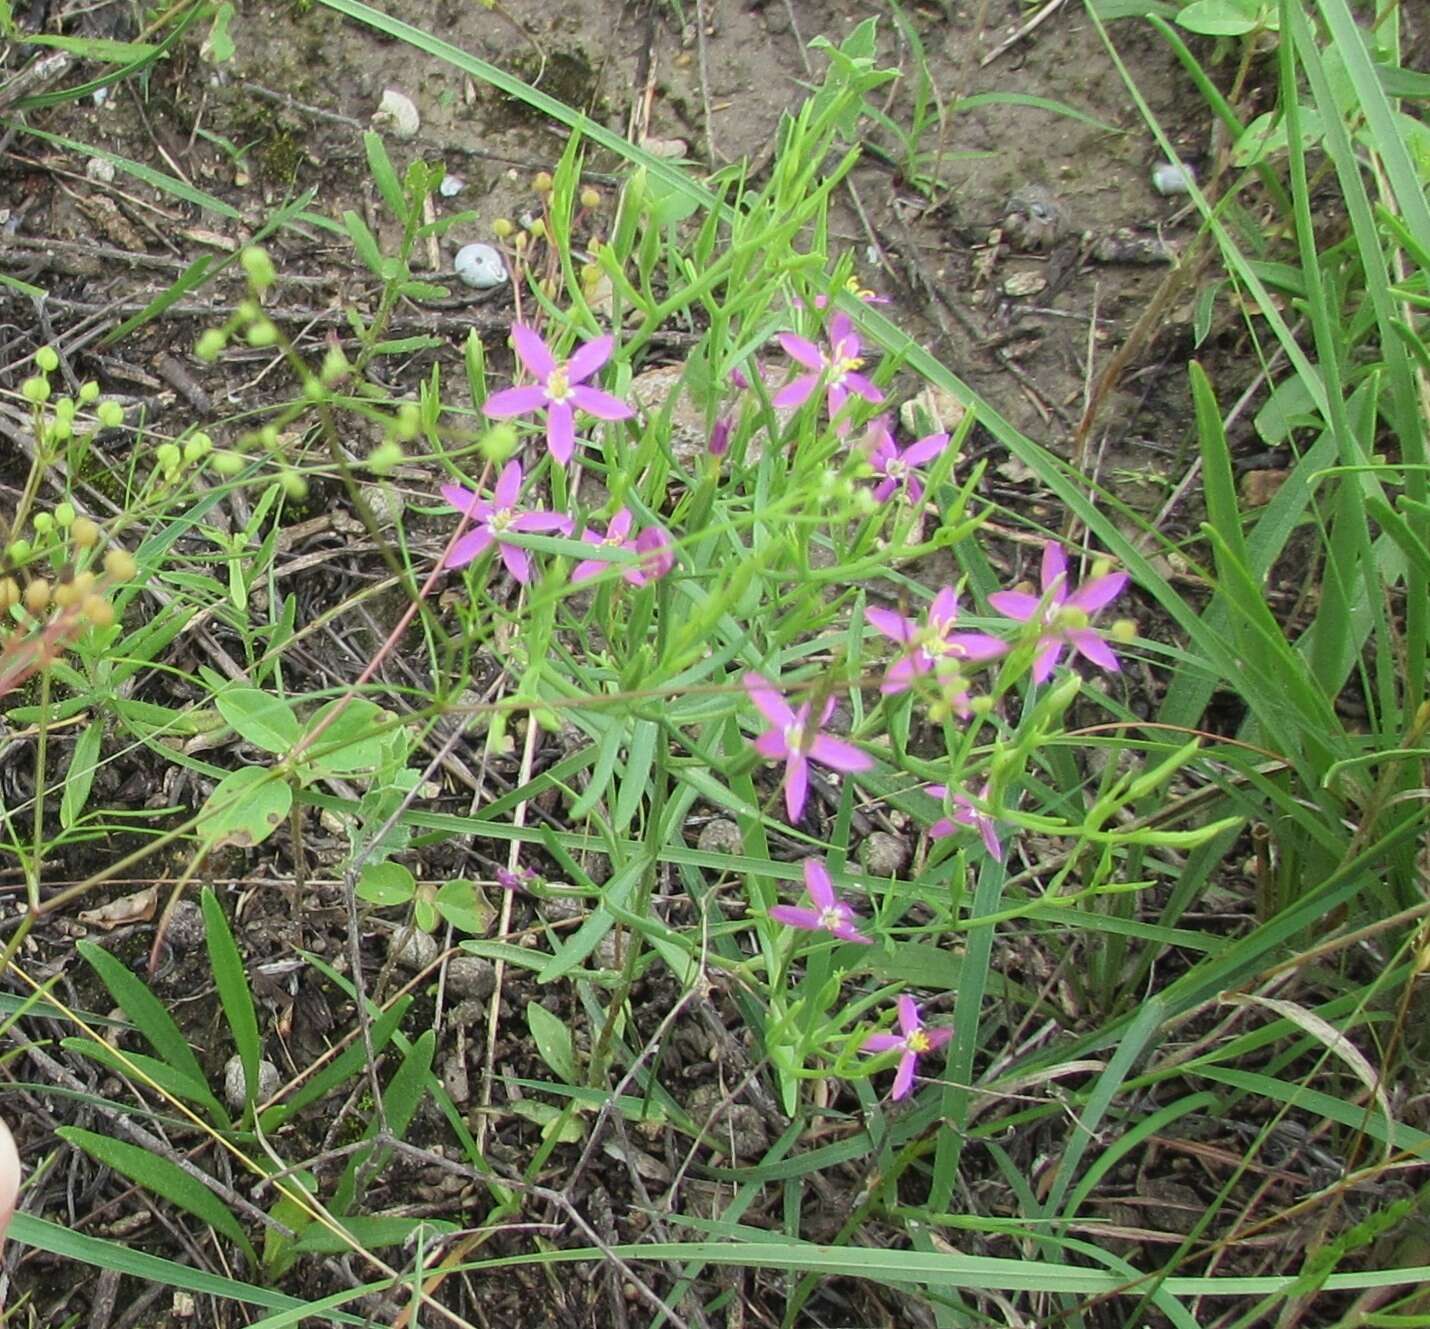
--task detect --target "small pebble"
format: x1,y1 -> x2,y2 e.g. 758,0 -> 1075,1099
223,1054 -> 280,1111
388,928 -> 439,971
454,242 -> 507,290
1152,160 -> 1196,195
863,831 -> 910,877
445,955 -> 495,999
438,175 -> 465,198
695,818 -> 743,856
166,900 -> 206,952
372,88 -> 420,141
86,157 -> 115,184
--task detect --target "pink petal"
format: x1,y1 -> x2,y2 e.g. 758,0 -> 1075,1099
547,402 -> 575,465
988,590 -> 1040,621
1040,542 -> 1068,596
571,558 -> 607,584
784,755 -> 809,822
570,385 -> 636,420
871,478 -> 897,504
863,1033 -> 903,1053
803,858 -> 834,911
498,541 -> 530,584
1031,639 -> 1064,683
880,657 -> 923,694
440,484 -> 484,517
903,433 -> 949,467
828,312 -> 854,348
808,735 -> 872,773
1067,571 -> 1129,616
511,323 -> 557,379
742,674 -> 795,728
769,905 -> 822,932
510,511 -> 572,534
608,509 -> 633,540
834,920 -> 872,944
924,1027 -> 953,1051
896,994 -> 920,1037
483,384 -> 548,418
948,632 -> 1008,662
981,819 -> 1004,861
773,375 -> 818,409
494,459 -> 523,507
632,526 -> 675,583
929,587 -> 960,625
753,730 -> 791,760
566,334 -> 613,384
891,1053 -> 917,1100
778,333 -> 825,372
843,372 -> 883,403
866,607 -> 916,645
445,528 -> 493,569
927,817 -> 956,840
1069,630 -> 1121,673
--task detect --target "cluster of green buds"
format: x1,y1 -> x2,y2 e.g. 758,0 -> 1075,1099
22,348 -> 126,452
0,507 -> 138,699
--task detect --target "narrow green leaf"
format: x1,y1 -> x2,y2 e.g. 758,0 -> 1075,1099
612,718 -> 657,833
60,721 -> 103,831
58,1127 -> 255,1262
202,889 -> 261,1111
363,130 -> 406,220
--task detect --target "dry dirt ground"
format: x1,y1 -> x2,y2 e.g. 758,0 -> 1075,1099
0,0 -> 1268,1324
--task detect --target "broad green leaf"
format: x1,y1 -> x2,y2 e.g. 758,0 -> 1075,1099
216,688 -> 300,754
202,889 -> 261,1112
356,860 -> 415,906
58,1127 -> 255,1263
433,878 -> 494,935
526,1002 -> 576,1084
301,699 -> 392,774
198,767 -> 292,848
1175,0 -> 1263,34
60,721 -> 103,830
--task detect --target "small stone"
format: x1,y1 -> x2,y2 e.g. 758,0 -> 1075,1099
1002,271 -> 1047,298
899,384 -> 966,437
862,831 -> 910,877
1000,185 -> 1061,252
439,175 -> 465,198
445,955 -> 495,999
1152,160 -> 1196,195
388,928 -> 439,971
86,157 -> 115,184
454,242 -> 507,290
166,900 -> 206,952
372,88 -> 420,141
695,818 -> 743,856
223,1054 -> 280,1111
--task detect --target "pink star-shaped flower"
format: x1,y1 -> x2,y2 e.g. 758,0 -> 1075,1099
483,323 -> 635,466
774,313 -> 883,431
862,995 -> 951,1100
865,417 -> 950,505
866,587 -> 1007,698
927,783 -> 1003,861
988,542 -> 1129,684
571,510 -> 675,587
743,672 -> 873,822
768,859 -> 870,943
440,459 -> 571,584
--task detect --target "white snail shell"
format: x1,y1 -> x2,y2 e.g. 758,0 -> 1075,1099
455,242 -> 508,290
372,88 -> 420,141
1152,160 -> 1196,195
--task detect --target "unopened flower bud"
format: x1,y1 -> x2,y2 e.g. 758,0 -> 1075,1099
532,171 -> 553,193
24,579 -> 50,615
156,442 -> 181,473
241,245 -> 276,292
479,423 -> 518,464
195,329 -> 227,362
21,376 -> 50,404
211,450 -> 244,476
97,401 -> 124,429
78,381 -> 100,404
104,548 -> 137,581
709,417 -> 731,458
54,503 -> 75,528
7,540 -> 30,564
0,578 -> 18,612
32,514 -> 53,536
492,217 -> 514,238
35,346 -> 59,373
1110,618 -> 1137,643
82,594 -> 114,628
579,186 -> 601,209
246,319 -> 278,348
368,441 -> 403,475
184,432 -> 212,464
71,517 -> 99,549
53,579 -> 79,609
72,571 -> 96,597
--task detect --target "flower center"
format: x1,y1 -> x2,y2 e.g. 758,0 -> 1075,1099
830,353 -> 863,384
783,720 -> 807,751
603,529 -> 626,548
1054,605 -> 1090,632
489,507 -> 515,534
906,1029 -> 932,1054
884,458 -> 908,480
819,905 -> 846,931
546,365 -> 573,402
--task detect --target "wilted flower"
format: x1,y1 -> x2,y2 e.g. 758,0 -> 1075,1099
743,672 -> 873,822
774,313 -> 883,429
927,783 -> 1003,861
988,542 -> 1129,683
866,588 -> 1006,696
862,994 -> 951,1100
864,417 -> 950,505
440,460 -> 571,584
482,323 -> 634,466
495,865 -> 539,893
769,859 -> 870,943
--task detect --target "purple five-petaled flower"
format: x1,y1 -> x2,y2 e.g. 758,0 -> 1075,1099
768,859 -> 870,943
572,510 -> 675,587
866,587 -> 1007,698
440,459 -> 571,584
774,313 -> 883,431
865,417 -> 950,505
482,323 -> 635,466
988,542 -> 1129,684
743,673 -> 873,823
927,783 -> 1003,862
862,995 -> 951,1101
